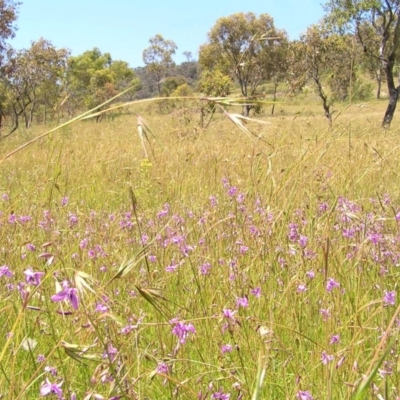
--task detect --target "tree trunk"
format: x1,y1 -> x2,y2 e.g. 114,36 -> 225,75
374,66 -> 383,99
377,79 -> 381,99
382,87 -> 399,128
382,56 -> 399,128
271,82 -> 278,115
23,109 -> 29,128
312,75 -> 332,127
28,100 -> 35,128
243,104 -> 250,117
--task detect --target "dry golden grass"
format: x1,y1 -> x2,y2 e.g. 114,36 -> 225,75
2,97 -> 398,213
1,97 -> 400,399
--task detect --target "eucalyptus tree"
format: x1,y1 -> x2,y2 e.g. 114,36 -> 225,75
2,39 -> 69,131
142,34 -> 177,96
324,0 -> 400,127
199,12 -> 288,116
66,48 -> 139,116
197,69 -> 232,127
0,0 -> 19,65
288,24 -> 355,126
0,0 -> 20,133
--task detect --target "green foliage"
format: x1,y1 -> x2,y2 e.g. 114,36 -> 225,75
0,0 -> 19,63
352,75 -> 374,100
142,34 -> 178,95
198,70 -> 231,97
161,76 -> 187,97
66,48 -> 140,114
288,24 -> 356,124
134,61 -> 199,99
170,83 -> 193,97
0,38 -> 69,132
199,12 -> 288,115
197,70 -> 232,126
324,0 -> 400,126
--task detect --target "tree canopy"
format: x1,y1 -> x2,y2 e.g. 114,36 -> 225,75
324,0 -> 400,127
142,34 -> 177,96
1,2 -> 400,133
199,12 -> 288,115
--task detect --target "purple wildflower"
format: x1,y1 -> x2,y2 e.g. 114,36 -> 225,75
170,320 -> 196,344
297,283 -> 307,293
120,324 -> 137,334
79,238 -> 88,249
211,391 -> 230,399
227,186 -> 237,197
251,287 -> 261,298
87,249 -> 96,259
37,354 -> 46,363
318,201 -> 329,214
222,309 -> 237,320
306,270 -> 315,279
296,390 -> 313,400
19,215 -> 32,224
321,351 -> 334,365
157,203 -> 170,218
342,228 -> 355,238
320,308 -> 331,321
383,290 -> 396,306
326,277 -> 340,292
51,288 -> 79,310
199,262 -> 211,275
298,235 -> 308,247
40,378 -> 63,398
96,303 -> 108,313
209,195 -> 218,208
24,268 -> 44,286
26,243 -> 36,252
288,223 -> 299,242
236,297 -> 249,308
0,265 -> 13,278
221,344 -> 233,354
236,192 -> 245,203
330,334 -> 340,344
156,362 -> 169,375
368,232 -> 382,245
141,234 -> 149,245
68,213 -> 78,227
103,343 -> 118,362
44,366 -> 58,376
239,245 -> 249,255
166,261 -> 179,272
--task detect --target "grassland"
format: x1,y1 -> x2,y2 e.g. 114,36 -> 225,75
0,97 -> 400,399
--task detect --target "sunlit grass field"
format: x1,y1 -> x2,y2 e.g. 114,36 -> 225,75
1,97 -> 400,399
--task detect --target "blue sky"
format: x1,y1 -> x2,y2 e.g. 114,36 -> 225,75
11,0 -> 325,68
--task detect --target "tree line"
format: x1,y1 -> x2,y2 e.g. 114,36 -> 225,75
0,0 -> 399,136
